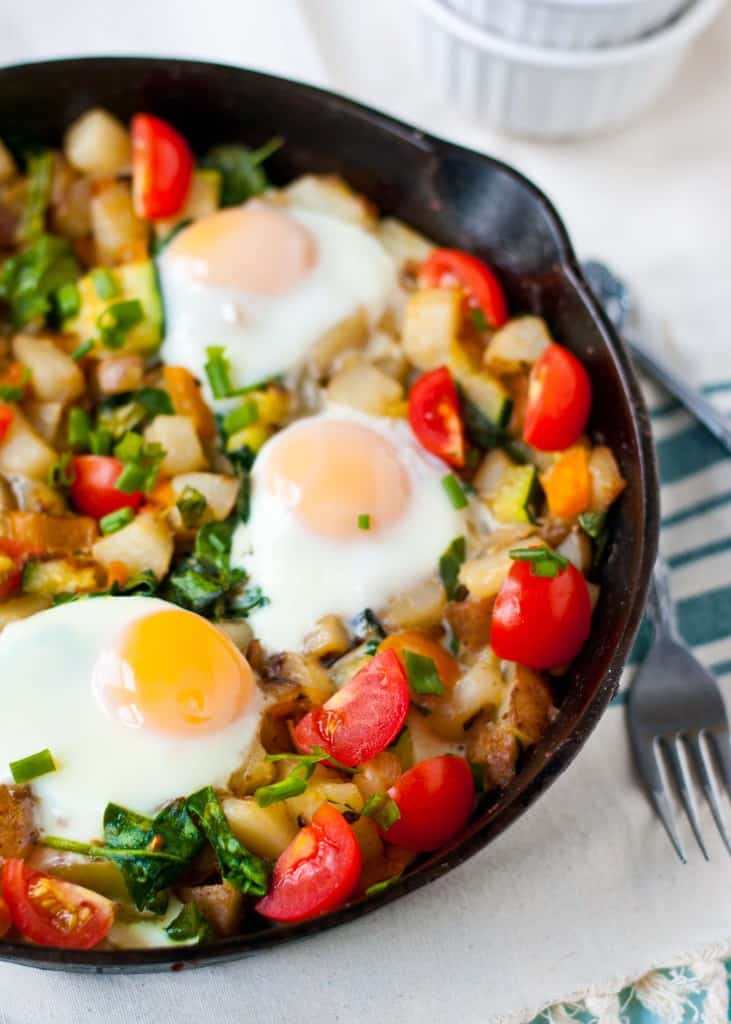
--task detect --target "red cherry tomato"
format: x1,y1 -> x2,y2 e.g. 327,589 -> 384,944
68,455 -> 142,520
256,803 -> 361,923
523,343 -> 592,452
419,249 -> 508,329
131,114 -> 194,220
0,402 -> 14,444
382,755 -> 475,852
491,559 -> 592,669
0,539 -> 23,600
408,366 -> 466,468
2,859 -> 114,949
0,896 -> 11,938
294,649 -> 409,768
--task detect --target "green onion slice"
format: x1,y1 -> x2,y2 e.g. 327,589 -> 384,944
10,748 -> 56,784
357,513 -> 371,530
100,507 -> 135,535
509,546 -> 569,578
441,473 -> 468,510
403,650 -> 445,696
360,792 -> 401,830
91,267 -> 120,300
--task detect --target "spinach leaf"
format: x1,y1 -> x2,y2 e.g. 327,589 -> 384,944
201,137 -> 283,206
0,234 -> 79,327
103,798 -> 204,910
165,902 -> 215,943
187,786 -> 269,897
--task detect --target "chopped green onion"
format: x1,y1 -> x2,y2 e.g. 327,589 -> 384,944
0,234 -> 80,328
18,152 -> 53,244
361,792 -> 401,830
264,747 -> 358,776
439,535 -> 466,601
10,748 -> 56,784
509,546 -> 569,578
0,385 -> 23,403
99,506 -> 134,535
223,399 -> 258,436
177,486 -> 208,528
578,511 -> 607,540
89,428 -> 113,455
67,407 -> 91,450
403,650 -> 445,696
357,513 -> 371,531
48,452 -> 75,488
471,308 -> 488,332
365,876 -> 401,896
91,267 -> 119,300
441,473 -> 468,510
469,761 -> 486,792
115,462 -> 147,494
97,299 -> 144,350
114,432 -> 144,463
204,346 -> 232,399
56,281 -> 81,319
254,765 -> 312,807
71,338 -> 94,361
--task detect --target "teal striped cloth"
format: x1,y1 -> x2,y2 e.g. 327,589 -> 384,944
533,375 -> 731,1024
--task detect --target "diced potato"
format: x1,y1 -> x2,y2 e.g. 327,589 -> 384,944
499,663 -> 556,746
303,614 -> 351,660
459,532 -> 539,600
329,642 -> 373,690
63,108 -> 131,177
94,354 -> 145,395
5,473 -> 65,514
50,155 -> 92,240
589,446 -> 626,512
327,362 -> 403,415
484,316 -> 551,374
12,333 -> 85,403
401,287 -> 461,370
5,511 -> 97,555
222,797 -> 297,861
0,594 -> 51,632
25,401 -> 64,445
376,217 -> 435,267
144,415 -> 207,476
364,329 -> 409,383
22,557 -> 101,596
0,785 -> 37,859
353,752 -> 402,802
162,366 -> 217,440
286,781 -> 364,824
92,510 -> 173,580
227,738 -> 275,796
557,527 -> 592,573
177,883 -> 242,938
379,577 -> 446,632
445,596 -> 494,657
284,174 -> 377,228
307,308 -> 369,378
428,652 -> 505,741
465,716 -> 517,790
90,181 -> 147,264
264,651 -> 335,707
473,449 -> 513,501
154,169 -> 221,238
216,619 -> 254,652
351,816 -> 384,869
169,472 -> 239,526
0,410 -> 57,481
0,139 -> 17,184
407,709 -> 466,762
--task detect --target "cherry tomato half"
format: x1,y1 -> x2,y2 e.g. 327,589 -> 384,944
0,402 -> 15,444
419,249 -> 508,329
294,649 -> 409,768
491,559 -> 592,669
523,343 -> 592,452
131,114 -> 194,220
68,455 -> 142,520
379,629 -> 460,689
408,366 -> 466,468
382,755 -> 475,852
256,803 -> 361,923
0,539 -> 23,601
2,859 -> 114,949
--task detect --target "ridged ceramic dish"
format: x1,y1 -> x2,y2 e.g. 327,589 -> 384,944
412,0 -> 724,138
0,57 -> 657,972
442,0 -> 693,49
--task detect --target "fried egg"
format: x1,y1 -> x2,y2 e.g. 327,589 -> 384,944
0,597 -> 261,841
231,406 -> 467,652
158,201 -> 397,404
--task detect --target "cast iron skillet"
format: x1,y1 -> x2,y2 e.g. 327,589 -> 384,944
0,57 -> 658,972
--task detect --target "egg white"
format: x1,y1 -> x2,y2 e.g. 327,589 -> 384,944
0,597 -> 261,842
231,406 -> 467,652
158,206 -> 397,406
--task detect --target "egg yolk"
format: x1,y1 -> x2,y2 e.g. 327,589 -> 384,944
264,420 -> 411,539
93,610 -> 255,735
165,200 -> 317,294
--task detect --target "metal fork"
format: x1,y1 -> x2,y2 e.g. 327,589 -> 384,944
627,556 -> 731,861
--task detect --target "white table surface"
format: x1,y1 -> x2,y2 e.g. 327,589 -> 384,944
0,3 -> 730,1022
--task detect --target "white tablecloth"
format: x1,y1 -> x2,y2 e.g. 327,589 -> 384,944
1,3 -> 730,1022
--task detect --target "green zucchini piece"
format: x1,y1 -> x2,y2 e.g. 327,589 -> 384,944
22,557 -> 100,596
63,260 -> 163,355
492,465 -> 537,525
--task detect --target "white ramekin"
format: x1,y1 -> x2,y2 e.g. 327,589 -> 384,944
410,0 -> 725,139
442,0 -> 694,50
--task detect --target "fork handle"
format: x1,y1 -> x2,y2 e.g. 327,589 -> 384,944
647,557 -> 681,641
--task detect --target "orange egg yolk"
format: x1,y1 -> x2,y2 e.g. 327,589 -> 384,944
93,610 -> 255,735
263,420 -> 411,540
165,200 -> 317,294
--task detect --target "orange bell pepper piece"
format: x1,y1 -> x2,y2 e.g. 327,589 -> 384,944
540,446 -> 591,520
163,365 -> 216,440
